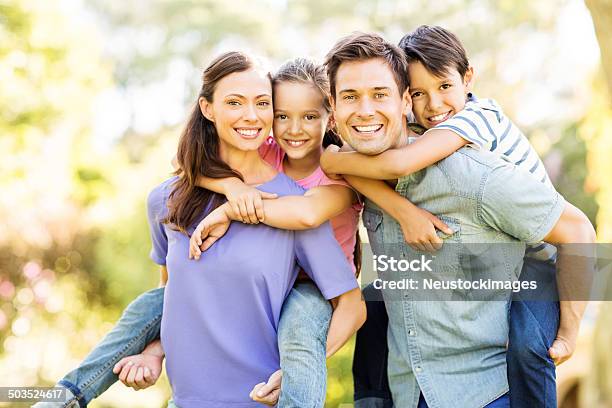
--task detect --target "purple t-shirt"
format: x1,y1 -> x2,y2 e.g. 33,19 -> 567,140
147,173 -> 358,408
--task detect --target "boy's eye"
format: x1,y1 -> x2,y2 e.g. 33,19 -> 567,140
440,84 -> 452,90
275,114 -> 288,120
410,91 -> 423,98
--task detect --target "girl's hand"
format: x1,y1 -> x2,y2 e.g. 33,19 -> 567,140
320,145 -> 343,180
249,369 -> 282,406
189,205 -> 231,260
225,181 -> 277,224
394,203 -> 452,253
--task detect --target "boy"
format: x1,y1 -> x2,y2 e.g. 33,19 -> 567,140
320,25 -> 585,408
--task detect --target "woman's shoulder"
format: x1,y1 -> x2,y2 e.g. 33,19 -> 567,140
258,172 -> 306,197
147,176 -> 177,214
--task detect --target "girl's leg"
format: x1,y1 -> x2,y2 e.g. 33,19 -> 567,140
353,283 -> 393,408
34,287 -> 165,408
507,258 -> 559,408
277,281 -> 332,408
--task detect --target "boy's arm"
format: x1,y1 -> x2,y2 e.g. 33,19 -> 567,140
326,287 -> 367,357
320,129 -> 468,180
342,175 -> 452,252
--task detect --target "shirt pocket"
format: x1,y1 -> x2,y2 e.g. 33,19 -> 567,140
362,208 -> 385,255
435,215 -> 461,241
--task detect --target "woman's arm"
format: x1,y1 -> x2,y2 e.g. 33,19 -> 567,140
326,287 -> 366,357
320,129 -> 468,180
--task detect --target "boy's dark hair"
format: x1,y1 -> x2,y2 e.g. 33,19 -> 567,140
324,32 -> 409,99
398,25 -> 469,81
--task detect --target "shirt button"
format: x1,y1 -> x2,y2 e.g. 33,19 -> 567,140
408,330 -> 416,336
415,366 -> 423,373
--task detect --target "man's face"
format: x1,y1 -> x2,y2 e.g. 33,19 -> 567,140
408,61 -> 473,129
333,58 -> 410,155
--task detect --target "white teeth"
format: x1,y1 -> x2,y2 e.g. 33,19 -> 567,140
429,112 -> 450,122
285,140 -> 307,147
236,128 -> 259,136
354,124 -> 382,133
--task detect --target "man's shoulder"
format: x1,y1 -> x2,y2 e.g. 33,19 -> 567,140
439,145 -> 511,174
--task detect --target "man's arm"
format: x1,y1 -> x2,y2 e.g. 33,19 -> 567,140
543,202 -> 596,365
320,129 -> 467,180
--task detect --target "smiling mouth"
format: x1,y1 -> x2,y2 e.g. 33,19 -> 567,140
283,139 -> 308,148
352,124 -> 383,134
235,128 -> 262,139
427,111 -> 452,123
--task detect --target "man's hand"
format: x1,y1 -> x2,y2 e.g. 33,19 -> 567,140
394,202 -> 452,252
249,369 -> 282,406
189,204 -> 231,260
549,330 -> 577,365
113,340 -> 164,391
225,181 -> 277,224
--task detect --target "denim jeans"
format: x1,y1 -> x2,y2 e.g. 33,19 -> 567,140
51,287 -> 164,408
43,281 -> 331,407
277,280 -> 332,408
507,258 -> 559,408
353,259 -> 559,408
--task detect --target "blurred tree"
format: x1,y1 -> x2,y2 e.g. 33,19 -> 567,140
584,1 -> 612,406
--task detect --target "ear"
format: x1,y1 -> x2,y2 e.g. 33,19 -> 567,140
326,113 -> 336,131
401,88 -> 412,117
199,97 -> 214,122
463,66 -> 475,94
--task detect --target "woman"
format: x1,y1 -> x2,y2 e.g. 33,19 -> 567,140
143,52 -> 364,407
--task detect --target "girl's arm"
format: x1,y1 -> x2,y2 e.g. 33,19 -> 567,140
320,129 -> 468,180
326,287 -> 367,357
159,265 -> 168,287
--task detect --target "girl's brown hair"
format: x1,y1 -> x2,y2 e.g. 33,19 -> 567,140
165,51 -> 269,233
272,58 -> 362,277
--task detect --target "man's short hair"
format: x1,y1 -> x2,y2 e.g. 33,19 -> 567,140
324,32 -> 409,99
398,25 -> 469,81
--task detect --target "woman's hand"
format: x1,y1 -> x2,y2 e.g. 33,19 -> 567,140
113,340 -> 164,391
225,181 -> 277,224
249,369 -> 282,406
189,204 -> 231,260
393,202 -> 452,253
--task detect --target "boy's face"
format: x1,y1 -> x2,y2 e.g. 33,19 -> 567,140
332,58 -> 410,155
408,61 -> 473,129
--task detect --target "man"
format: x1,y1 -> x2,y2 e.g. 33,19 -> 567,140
319,32 -> 594,408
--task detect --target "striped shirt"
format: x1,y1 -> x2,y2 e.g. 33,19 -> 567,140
427,95 -> 557,263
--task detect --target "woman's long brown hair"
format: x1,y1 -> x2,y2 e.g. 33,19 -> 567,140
272,58 -> 362,277
164,52 -> 262,233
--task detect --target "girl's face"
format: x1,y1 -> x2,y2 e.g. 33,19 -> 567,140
200,68 -> 273,155
273,82 -> 331,161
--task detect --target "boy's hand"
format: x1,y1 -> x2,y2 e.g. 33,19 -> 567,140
395,203 -> 452,253
321,145 -> 343,180
249,369 -> 282,406
113,341 -> 164,391
225,182 -> 277,224
189,204 -> 231,260
549,330 -> 577,365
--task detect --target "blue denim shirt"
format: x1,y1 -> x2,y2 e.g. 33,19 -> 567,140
363,145 -> 565,408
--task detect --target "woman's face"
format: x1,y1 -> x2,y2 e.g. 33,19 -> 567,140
200,68 -> 273,155
273,81 -> 330,161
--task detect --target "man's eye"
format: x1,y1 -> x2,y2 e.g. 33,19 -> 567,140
374,93 -> 386,99
227,100 -> 240,106
343,95 -> 356,101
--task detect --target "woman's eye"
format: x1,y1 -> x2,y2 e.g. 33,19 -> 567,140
258,100 -> 271,107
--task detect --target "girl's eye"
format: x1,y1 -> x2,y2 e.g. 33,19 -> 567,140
305,115 -> 317,120
275,114 -> 287,120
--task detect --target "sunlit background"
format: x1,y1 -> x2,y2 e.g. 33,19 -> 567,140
1,0 -> 611,407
